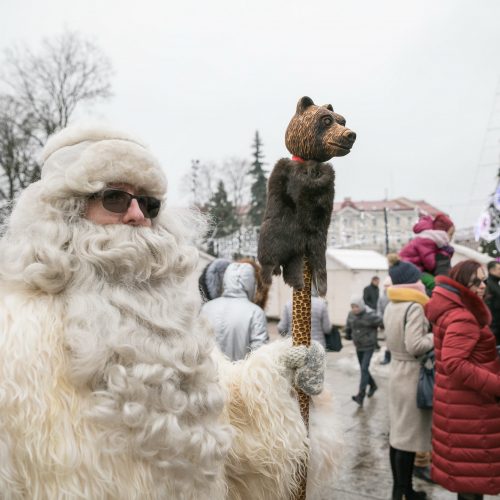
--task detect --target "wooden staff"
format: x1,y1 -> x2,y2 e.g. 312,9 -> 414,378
291,258 -> 312,500
257,97 -> 355,499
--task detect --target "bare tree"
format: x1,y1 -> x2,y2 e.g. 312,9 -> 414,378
0,96 -> 39,215
181,156 -> 252,218
220,157 -> 251,211
3,31 -> 113,140
0,31 -> 113,209
181,159 -> 221,209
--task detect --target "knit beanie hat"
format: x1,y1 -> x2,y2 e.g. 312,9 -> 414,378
39,124 -> 167,199
199,258 -> 231,301
350,296 -> 366,311
389,258 -> 422,285
433,213 -> 454,232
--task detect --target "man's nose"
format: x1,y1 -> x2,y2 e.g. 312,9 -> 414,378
122,198 -> 146,225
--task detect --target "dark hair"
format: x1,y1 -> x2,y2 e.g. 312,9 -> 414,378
372,276 -> 380,281
487,260 -> 500,272
238,258 -> 270,309
449,260 -> 482,288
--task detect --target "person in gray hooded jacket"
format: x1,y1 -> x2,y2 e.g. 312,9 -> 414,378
201,262 -> 269,361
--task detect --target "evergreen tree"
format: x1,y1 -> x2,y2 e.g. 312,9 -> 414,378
247,130 -> 267,227
477,168 -> 500,259
206,180 -> 240,238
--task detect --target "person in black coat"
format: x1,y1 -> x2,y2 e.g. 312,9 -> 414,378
363,276 -> 380,310
485,260 -> 500,346
345,297 -> 383,406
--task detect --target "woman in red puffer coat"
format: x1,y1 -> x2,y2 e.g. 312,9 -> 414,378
425,260 -> 500,500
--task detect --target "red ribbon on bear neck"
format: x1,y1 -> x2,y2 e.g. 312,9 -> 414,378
292,155 -> 305,163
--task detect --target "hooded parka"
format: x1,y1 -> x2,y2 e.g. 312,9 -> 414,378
200,262 -> 269,361
425,275 -> 500,495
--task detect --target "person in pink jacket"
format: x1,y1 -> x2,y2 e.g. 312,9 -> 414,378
399,213 -> 455,292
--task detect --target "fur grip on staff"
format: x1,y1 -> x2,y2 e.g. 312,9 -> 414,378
291,258 -> 312,500
291,258 -> 313,419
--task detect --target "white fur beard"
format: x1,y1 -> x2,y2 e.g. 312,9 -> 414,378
59,222 -> 232,495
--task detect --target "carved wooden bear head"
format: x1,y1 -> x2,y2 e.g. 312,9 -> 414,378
285,96 -> 356,162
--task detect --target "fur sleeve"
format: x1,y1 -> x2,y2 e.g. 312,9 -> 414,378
215,340 -> 344,500
216,341 -> 308,500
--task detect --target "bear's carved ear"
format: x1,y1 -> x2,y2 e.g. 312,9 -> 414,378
323,104 -> 334,112
297,96 -> 315,114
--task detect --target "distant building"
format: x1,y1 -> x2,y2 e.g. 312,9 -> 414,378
208,196 -> 445,258
329,197 -> 443,253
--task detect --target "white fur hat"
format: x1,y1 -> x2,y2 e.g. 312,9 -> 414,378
39,124 -> 167,198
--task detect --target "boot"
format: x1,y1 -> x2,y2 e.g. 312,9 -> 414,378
392,486 -> 404,500
380,349 -> 391,365
393,488 -> 427,500
393,449 -> 427,500
351,393 -> 365,406
367,381 -> 378,397
413,465 -> 434,483
405,491 -> 427,499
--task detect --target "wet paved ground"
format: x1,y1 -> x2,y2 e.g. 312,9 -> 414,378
268,322 -> 500,500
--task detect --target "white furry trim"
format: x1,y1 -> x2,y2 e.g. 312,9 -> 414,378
40,124 -> 167,198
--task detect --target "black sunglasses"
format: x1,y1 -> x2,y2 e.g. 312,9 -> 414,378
90,189 -> 161,219
468,277 -> 484,288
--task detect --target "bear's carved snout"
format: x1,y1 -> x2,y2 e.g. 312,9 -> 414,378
325,124 -> 356,158
342,128 -> 356,144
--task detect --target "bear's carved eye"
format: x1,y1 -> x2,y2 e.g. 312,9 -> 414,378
322,116 -> 333,126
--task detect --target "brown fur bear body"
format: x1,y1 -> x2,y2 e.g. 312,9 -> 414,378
258,96 -> 356,295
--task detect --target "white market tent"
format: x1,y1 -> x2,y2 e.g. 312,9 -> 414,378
266,248 -> 389,325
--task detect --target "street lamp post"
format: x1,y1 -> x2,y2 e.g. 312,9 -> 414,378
384,207 -> 390,254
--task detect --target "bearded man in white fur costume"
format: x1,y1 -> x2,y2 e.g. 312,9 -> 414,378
0,125 -> 341,499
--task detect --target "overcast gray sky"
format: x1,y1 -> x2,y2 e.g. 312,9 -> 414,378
2,0 -> 500,229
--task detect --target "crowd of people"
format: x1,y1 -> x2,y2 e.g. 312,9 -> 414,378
342,213 -> 500,500
200,211 -> 500,500
0,124 -> 499,499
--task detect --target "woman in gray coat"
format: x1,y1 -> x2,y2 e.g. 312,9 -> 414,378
201,262 -> 269,361
384,257 -> 433,500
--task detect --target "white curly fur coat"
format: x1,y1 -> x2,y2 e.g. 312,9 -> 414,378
0,292 -> 342,499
